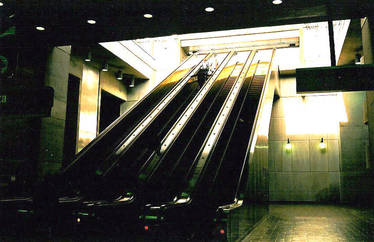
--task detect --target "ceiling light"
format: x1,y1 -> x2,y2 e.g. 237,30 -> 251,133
36,26 -> 45,31
205,7 -> 214,12
116,71 -> 123,80
0,2 -> 4,7
144,14 -> 153,19
129,76 -> 135,88
272,0 -> 282,5
87,19 -> 96,24
85,51 -> 92,62
102,63 -> 109,72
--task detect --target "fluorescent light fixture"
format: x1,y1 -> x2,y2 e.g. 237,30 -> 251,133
272,0 -> 283,5
205,7 -> 214,12
144,13 -> 153,19
87,19 -> 96,24
36,26 -> 45,31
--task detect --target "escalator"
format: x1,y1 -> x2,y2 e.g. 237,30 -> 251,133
1,48 -> 278,240
140,49 -> 277,240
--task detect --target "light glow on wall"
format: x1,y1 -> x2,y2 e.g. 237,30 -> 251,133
284,93 -> 347,135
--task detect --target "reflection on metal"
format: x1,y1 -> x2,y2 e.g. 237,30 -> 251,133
77,64 -> 100,152
114,54 -> 208,156
218,199 -> 243,213
115,193 -> 135,202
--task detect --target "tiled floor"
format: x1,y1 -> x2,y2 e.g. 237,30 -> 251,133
243,203 -> 374,241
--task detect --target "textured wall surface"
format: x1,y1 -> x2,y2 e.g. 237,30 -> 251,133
269,77 -> 345,202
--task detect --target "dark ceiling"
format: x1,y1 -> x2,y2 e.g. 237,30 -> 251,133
2,0 -> 374,47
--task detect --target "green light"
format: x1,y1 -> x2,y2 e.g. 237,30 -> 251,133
285,138 -> 292,151
17,209 -> 28,213
145,215 -> 158,220
77,212 -> 89,216
320,138 -> 327,150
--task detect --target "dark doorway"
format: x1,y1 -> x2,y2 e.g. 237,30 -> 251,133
63,74 -> 80,165
99,90 -> 124,133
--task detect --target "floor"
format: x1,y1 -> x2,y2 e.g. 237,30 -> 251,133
243,203 -> 374,241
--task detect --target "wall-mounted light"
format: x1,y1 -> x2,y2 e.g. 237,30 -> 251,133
85,51 -> 92,62
320,137 -> 326,150
144,13 -> 153,19
0,2 -> 4,7
115,70 -> 123,80
285,138 -> 292,151
102,63 -> 109,72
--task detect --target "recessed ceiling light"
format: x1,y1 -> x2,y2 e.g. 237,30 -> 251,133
144,13 -> 153,19
87,19 -> 96,24
0,2 -> 4,7
205,7 -> 214,12
272,0 -> 282,5
36,26 -> 45,31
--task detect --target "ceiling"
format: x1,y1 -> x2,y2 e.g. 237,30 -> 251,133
2,0 -> 374,47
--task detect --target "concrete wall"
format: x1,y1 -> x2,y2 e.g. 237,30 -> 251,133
340,92 -> 372,203
269,77 -> 343,202
38,46 -> 71,176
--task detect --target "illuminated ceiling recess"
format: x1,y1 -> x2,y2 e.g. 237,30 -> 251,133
36,26 -> 45,31
205,7 -> 215,12
272,0 -> 282,5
